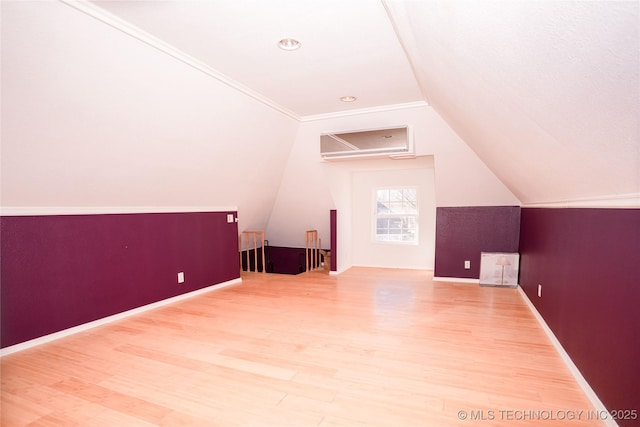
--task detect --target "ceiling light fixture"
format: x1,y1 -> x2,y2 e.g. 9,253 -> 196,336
340,96 -> 357,102
278,38 -> 301,51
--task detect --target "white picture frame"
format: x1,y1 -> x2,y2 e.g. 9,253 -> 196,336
479,252 -> 520,287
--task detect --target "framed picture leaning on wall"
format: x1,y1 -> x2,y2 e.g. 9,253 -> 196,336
479,252 -> 520,287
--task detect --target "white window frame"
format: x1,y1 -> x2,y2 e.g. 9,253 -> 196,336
373,187 -> 419,245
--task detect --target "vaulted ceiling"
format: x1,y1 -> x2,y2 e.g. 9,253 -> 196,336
387,1 -> 639,205
2,0 -> 638,209
89,0 -> 424,118
78,0 -> 639,205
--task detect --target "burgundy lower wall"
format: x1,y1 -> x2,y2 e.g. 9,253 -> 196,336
1,211 -> 239,349
330,209 -> 337,272
434,206 -> 521,278
519,208 -> 640,426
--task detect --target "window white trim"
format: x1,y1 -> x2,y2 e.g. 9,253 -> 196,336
372,187 -> 419,245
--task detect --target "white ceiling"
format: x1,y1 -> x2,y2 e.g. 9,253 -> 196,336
7,0 -> 638,207
88,0 -> 424,119
75,0 -> 639,205
386,0 -> 639,204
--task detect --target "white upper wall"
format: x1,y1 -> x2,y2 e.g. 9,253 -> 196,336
5,0 -> 632,246
1,1 -> 298,230
265,105 -> 519,255
351,163 -> 436,270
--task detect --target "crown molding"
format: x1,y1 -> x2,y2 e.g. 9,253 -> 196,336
0,206 -> 238,216
300,101 -> 429,122
381,0 -> 432,105
59,1 -> 430,123
60,0 -> 301,121
522,192 -> 640,209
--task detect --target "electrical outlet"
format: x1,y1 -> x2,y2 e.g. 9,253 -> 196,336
464,260 -> 471,269
538,284 -> 542,297
178,272 -> 185,284
227,214 -> 234,223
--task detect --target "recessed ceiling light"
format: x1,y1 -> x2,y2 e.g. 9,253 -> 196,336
278,38 -> 301,51
340,96 -> 357,102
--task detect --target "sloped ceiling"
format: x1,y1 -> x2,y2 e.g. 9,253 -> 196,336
2,0 -> 638,209
386,0 -> 639,205
89,0 -> 424,117
0,0 -> 298,230
78,0 -> 640,205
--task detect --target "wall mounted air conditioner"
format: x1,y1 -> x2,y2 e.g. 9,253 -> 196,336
320,126 -> 414,160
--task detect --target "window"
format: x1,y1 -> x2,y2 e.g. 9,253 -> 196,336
374,188 -> 418,243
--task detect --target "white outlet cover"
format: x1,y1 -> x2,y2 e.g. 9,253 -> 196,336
227,214 -> 234,223
464,260 -> 471,269
178,272 -> 185,283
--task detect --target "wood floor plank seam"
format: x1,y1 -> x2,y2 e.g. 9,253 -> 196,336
1,268 -> 604,426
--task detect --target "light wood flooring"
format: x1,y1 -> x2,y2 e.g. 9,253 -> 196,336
1,268 -> 603,426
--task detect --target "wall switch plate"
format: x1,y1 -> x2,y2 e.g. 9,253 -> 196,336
178,272 -> 185,284
227,214 -> 234,223
464,260 -> 471,269
538,284 -> 542,297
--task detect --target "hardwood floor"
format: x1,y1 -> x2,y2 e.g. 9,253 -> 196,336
1,268 -> 603,426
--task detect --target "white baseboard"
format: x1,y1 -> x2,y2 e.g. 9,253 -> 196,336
517,286 -> 619,427
0,277 -> 242,357
351,263 -> 434,271
433,276 -> 479,284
